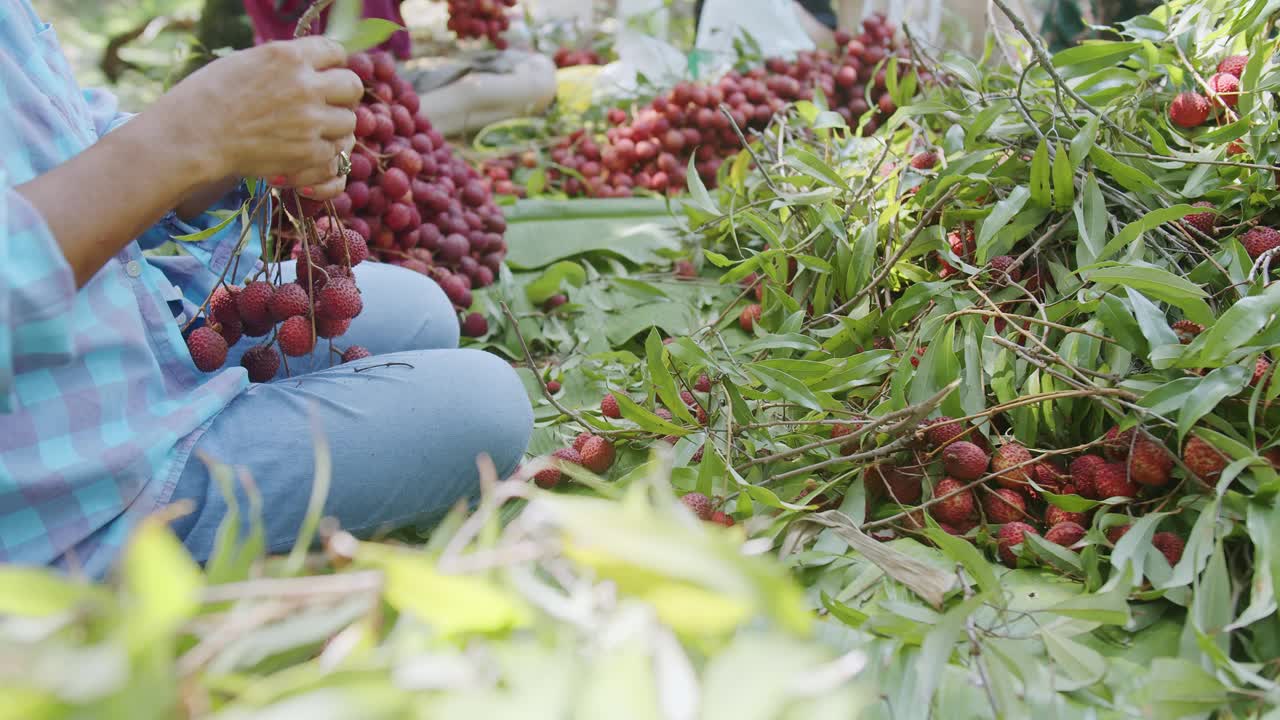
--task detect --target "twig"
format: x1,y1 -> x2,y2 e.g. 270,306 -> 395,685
719,104 -> 783,196
294,0 -> 338,38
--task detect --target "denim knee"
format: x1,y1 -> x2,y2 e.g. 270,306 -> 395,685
460,349 -> 533,478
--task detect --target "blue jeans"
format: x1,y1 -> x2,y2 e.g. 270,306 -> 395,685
168,261 -> 532,560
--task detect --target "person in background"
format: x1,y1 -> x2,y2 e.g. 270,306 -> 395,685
243,0 -> 413,59
693,0 -> 837,47
0,0 -> 532,578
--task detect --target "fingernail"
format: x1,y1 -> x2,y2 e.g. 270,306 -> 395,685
269,176 -> 286,186
301,187 -> 314,196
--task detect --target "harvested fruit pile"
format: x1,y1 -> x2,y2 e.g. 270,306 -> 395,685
283,49 -> 505,337
444,0 -> 515,48
553,47 -> 603,68
480,14 -> 915,198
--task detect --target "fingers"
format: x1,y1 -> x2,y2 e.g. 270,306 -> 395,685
318,68 -> 364,107
285,137 -> 356,190
298,175 -> 348,202
290,35 -> 349,70
315,106 -> 358,140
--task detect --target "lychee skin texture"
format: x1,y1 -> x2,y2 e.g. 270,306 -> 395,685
317,278 -> 363,321
186,327 -> 228,372
1169,91 -> 1211,128
989,255 -> 1021,283
998,522 -> 1039,568
1106,524 -> 1131,545
532,449 -> 582,488
545,380 -> 561,394
579,436 -> 616,473
942,441 -> 989,481
315,315 -> 351,339
1045,522 -> 1086,548
240,345 -> 281,383
991,443 -> 1033,488
236,281 -> 275,326
1172,320 -> 1205,344
1183,435 -> 1228,484
1127,437 -> 1174,487
1253,356 -> 1272,387
210,285 -> 241,325
573,432 -> 593,452
867,464 -> 923,505
1034,463 -> 1068,493
1182,202 -> 1217,237
681,492 -> 713,520
983,488 -> 1027,524
341,345 -> 371,363
1103,426 -> 1136,460
1208,72 -> 1240,107
739,303 -> 762,332
278,316 -> 316,357
910,151 -> 938,170
460,313 -> 488,338
1242,226 -> 1280,259
709,511 -> 735,527
269,282 -> 311,322
601,394 -> 622,419
694,374 -> 712,392
1093,462 -> 1139,500
1046,505 -> 1089,528
931,477 -> 976,525
1218,54 -> 1248,78
830,423 -> 857,455
923,417 -> 965,448
326,228 -> 369,267
1070,454 -> 1107,499
1152,532 -> 1185,566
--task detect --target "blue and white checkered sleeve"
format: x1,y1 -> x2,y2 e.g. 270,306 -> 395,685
0,171 -> 76,414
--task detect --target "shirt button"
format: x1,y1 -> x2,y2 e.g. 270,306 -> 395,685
125,260 -> 142,277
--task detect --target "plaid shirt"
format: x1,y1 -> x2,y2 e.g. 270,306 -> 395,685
1,0 -> 263,578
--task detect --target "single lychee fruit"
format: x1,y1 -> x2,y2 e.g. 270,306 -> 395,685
1181,202 -> 1217,237
922,417 -> 965,448
830,423 -> 857,456
213,317 -> 242,347
341,345 -> 371,363
681,492 -> 713,520
1034,462 -> 1069,493
186,326 -> 228,372
1218,54 -> 1248,78
739,303 -> 762,332
543,294 -> 568,312
278,316 -> 316,357
601,394 -> 622,419
909,151 -> 938,169
867,464 -> 924,505
210,284 -> 241,325
655,408 -> 673,421
534,450 -> 580,488
1069,454 -> 1106,499
1105,524 -> 1131,545
998,522 -> 1039,567
1208,72 -> 1240,107
1227,141 -> 1246,156
461,313 -> 488,337
931,477 -> 976,525
1103,426 -> 1136,460
236,281 -> 275,326
1093,462 -> 1139,499
1241,226 -> 1280,259
1183,435 -> 1228,485
269,282 -> 310,322
673,259 -> 697,278
1128,436 -> 1173,487
989,255 -> 1021,283
1172,320 -> 1204,344
240,345 -> 280,383
991,443 -> 1033,488
573,432 -> 593,452
317,278 -> 363,321
1169,91 -> 1211,128
983,488 -> 1027,524
709,511 -> 735,527
325,228 -> 369,267
942,441 -> 989,481
546,380 -> 562,394
315,315 -> 351,339
1152,531 -> 1185,566
691,444 -> 705,463
910,346 -> 926,367
1046,505 -> 1089,528
694,374 -> 712,392
1252,356 -> 1272,387
242,316 -> 274,338
580,436 -> 616,473
1045,521 -> 1085,548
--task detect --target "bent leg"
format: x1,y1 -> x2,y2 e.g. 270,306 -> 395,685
226,261 -> 461,374
170,348 -> 532,560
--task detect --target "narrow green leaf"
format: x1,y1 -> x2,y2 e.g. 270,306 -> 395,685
611,391 -> 690,436
747,364 -> 826,412
646,330 -> 697,425
1051,142 -> 1074,211
976,186 -> 1030,262
1097,205 -> 1197,262
1029,138 -> 1051,208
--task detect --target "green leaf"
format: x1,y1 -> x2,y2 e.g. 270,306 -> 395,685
1175,366 -> 1249,441
1044,567 -> 1131,625
1088,146 -> 1158,193
610,391 -> 690,436
0,568 -> 106,617
1029,138 -> 1051,208
1191,281 -> 1280,365
122,517 -> 203,649
746,364 -> 826,412
172,204 -> 240,242
503,199 -> 682,269
1051,42 -> 1142,77
646,330 -> 697,425
1051,142 -> 1074,211
925,527 -> 998,595
1040,629 -> 1106,690
1097,205 -> 1197,262
1082,264 -> 1213,325
976,186 -> 1030,262
524,261 -> 588,304
334,18 -> 403,53
1069,116 -> 1099,166
1131,658 -> 1230,717
1124,287 -> 1179,348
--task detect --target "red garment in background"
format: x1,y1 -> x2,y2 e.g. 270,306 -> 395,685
243,0 -> 412,59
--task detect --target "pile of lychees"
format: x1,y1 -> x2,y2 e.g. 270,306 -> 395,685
445,0 -> 516,48
481,14 -> 917,198
287,49 -> 506,338
184,225 -> 371,382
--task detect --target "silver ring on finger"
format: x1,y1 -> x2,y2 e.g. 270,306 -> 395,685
336,150 -> 352,177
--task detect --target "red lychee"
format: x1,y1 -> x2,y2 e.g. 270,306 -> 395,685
922,416 -> 965,448
739,303 -> 762,332
941,441 -> 989,481
989,255 -> 1021,283
867,463 -> 924,505
1127,436 -> 1173,487
1034,462 -> 1069,493
1105,524 -> 1131,545
1103,426 -> 1136,460
269,282 -> 310,322
601,393 -> 622,419
1172,320 -> 1204,344
1045,504 -> 1089,529
1069,454 -> 1106,499
930,477 -> 976,525
325,228 -> 369,267
213,317 -> 242,347
681,492 -> 713,520
1218,54 -> 1248,78
998,521 -> 1039,567
580,436 -> 616,473
1241,226 -> 1280,259
341,345 -> 371,363
186,326 -> 228,372
1152,531 -> 1185,566
1253,356 -> 1272,387
983,488 -> 1027,524
1169,91 -> 1211,128
461,313 -> 488,337
830,423 -> 857,455
534,449 -> 581,489
317,278 -> 363,321
1045,521 -> 1085,548
1093,462 -> 1139,499
315,315 -> 351,339
1208,72 -> 1240,107
694,374 -> 712,392
278,316 -> 316,357
210,284 -> 241,325
240,345 -> 280,383
546,380 -> 561,394
236,281 -> 275,326
709,511 -> 735,527
909,151 -> 938,169
1183,435 -> 1228,485
991,443 -> 1033,488
573,432 -> 593,452
1181,202 -> 1217,237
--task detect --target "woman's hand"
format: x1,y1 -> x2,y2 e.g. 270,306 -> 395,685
156,36 -> 362,199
